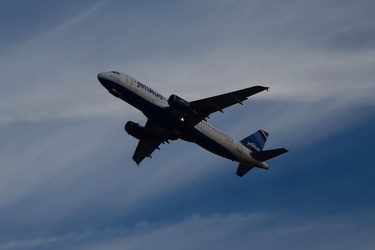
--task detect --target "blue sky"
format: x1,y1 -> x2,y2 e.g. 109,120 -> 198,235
1,0 -> 375,249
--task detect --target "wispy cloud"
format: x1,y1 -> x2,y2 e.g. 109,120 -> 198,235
1,210 -> 374,250
1,1 -> 375,249
1,0 -> 374,123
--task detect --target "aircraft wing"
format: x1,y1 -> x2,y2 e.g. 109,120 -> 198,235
132,119 -> 172,165
190,86 -> 269,119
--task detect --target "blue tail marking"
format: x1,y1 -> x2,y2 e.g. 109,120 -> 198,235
240,130 -> 269,152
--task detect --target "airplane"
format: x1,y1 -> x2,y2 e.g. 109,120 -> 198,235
97,71 -> 288,177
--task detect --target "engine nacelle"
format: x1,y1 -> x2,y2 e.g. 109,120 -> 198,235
168,94 -> 194,115
124,121 -> 149,141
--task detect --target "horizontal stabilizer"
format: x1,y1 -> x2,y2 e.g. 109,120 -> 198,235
251,148 -> 288,162
236,163 -> 254,177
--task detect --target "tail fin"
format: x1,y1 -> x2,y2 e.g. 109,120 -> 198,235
240,129 -> 269,152
236,148 -> 288,177
237,130 -> 288,177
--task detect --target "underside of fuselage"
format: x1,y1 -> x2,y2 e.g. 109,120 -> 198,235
98,71 -> 288,176
102,78 -> 237,161
193,131 -> 236,160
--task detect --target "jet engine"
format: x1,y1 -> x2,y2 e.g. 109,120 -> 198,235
124,121 -> 149,141
168,94 -> 195,115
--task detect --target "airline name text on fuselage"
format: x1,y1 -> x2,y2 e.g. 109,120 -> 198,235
137,82 -> 165,100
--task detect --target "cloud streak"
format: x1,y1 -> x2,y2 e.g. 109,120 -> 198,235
1,0 -> 374,124
1,0 -> 375,249
1,210 -> 374,250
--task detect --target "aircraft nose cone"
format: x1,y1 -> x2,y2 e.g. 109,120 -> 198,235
97,72 -> 105,81
97,72 -> 109,85
97,72 -> 110,89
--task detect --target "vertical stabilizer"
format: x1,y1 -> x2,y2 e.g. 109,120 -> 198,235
240,130 -> 269,152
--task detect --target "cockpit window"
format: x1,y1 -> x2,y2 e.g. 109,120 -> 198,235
111,71 -> 120,75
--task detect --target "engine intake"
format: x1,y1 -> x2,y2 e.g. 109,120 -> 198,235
125,121 -> 149,141
168,94 -> 194,115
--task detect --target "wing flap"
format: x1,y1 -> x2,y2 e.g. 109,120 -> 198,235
190,86 -> 269,118
131,119 -> 172,165
133,140 -> 159,165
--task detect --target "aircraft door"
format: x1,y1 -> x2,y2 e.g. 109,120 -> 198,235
237,142 -> 243,153
128,76 -> 137,93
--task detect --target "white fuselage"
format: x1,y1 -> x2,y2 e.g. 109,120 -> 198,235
98,71 -> 268,169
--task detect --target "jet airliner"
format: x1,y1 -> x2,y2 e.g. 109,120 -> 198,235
97,71 -> 287,177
